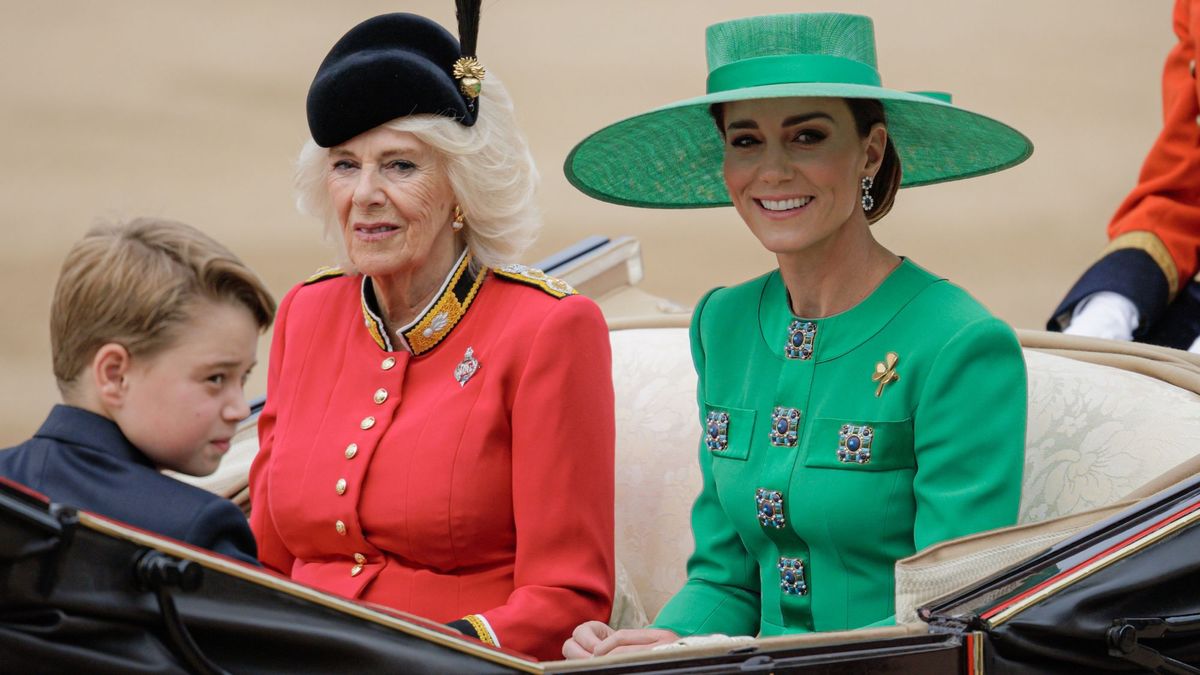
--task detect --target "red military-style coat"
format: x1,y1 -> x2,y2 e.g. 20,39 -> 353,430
1052,0 -> 1200,343
249,252 -> 615,660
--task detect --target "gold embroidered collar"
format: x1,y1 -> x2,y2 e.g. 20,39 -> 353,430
359,250 -> 485,355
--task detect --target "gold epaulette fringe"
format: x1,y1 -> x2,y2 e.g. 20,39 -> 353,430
303,265 -> 345,285
492,264 -> 577,299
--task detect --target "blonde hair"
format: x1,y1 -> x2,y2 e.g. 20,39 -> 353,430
51,217 -> 276,395
294,73 -> 540,272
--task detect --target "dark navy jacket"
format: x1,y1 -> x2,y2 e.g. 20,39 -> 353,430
0,404 -> 258,565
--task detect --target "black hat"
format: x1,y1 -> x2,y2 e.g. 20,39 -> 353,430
306,11 -> 484,148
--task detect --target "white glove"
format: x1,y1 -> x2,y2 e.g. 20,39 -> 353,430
1063,292 -> 1139,341
1188,335 -> 1200,354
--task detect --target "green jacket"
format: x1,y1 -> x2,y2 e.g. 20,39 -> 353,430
653,259 -> 1026,637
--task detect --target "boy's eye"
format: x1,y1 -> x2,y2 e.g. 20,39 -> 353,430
207,374 -> 226,386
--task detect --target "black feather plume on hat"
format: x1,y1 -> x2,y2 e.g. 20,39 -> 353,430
455,0 -> 483,116
456,0 -> 481,57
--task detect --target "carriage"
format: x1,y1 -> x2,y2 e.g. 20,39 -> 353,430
3,237 -> 1199,673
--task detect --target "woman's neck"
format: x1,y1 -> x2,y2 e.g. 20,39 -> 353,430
372,242 -> 465,332
776,222 -> 900,318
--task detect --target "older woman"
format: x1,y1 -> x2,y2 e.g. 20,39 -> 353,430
563,13 -> 1031,657
248,11 -> 614,660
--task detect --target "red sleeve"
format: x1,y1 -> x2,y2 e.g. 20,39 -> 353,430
248,283 -> 299,574
1106,0 -> 1200,297
477,294 -> 616,660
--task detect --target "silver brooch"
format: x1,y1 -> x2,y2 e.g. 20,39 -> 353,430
454,347 -> 480,387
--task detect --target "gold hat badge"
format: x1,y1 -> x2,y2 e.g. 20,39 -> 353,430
872,352 -> 900,397
453,57 -> 486,99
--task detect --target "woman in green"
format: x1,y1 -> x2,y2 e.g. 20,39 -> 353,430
563,13 -> 1031,658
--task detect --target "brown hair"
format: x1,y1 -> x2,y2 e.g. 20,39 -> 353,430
844,98 -> 900,223
51,217 -> 276,394
710,98 -> 902,223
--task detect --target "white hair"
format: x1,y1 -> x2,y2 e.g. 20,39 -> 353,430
294,74 -> 541,273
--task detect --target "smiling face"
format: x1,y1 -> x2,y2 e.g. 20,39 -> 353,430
720,97 -> 885,257
110,299 -> 259,476
326,125 -> 459,280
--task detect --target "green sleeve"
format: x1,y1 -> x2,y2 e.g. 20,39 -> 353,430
912,316 -> 1026,551
652,289 -> 761,637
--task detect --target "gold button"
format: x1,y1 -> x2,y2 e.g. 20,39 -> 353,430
345,443 -> 358,459
373,388 -> 388,404
354,552 -> 367,564
335,520 -> 346,535
350,564 -> 363,577
381,357 -> 396,370
360,416 -> 375,430
335,478 -> 347,495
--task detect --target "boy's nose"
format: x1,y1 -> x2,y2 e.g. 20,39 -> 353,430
226,391 -> 251,421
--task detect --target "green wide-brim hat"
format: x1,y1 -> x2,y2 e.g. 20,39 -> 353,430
564,13 -> 1033,208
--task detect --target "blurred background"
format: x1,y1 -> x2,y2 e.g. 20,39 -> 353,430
0,0 -> 1175,444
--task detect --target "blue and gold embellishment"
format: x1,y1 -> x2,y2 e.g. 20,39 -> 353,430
769,407 -> 801,447
755,488 -> 786,528
785,320 -> 817,360
778,557 -> 808,596
705,410 -> 730,452
837,424 -> 874,464
872,352 -> 900,397
494,264 -> 577,298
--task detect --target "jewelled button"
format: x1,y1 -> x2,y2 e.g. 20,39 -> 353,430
785,320 -> 817,360
345,443 -> 358,460
350,565 -> 363,577
373,388 -> 388,404
769,407 -> 801,447
837,424 -> 874,464
335,478 -> 347,495
381,357 -> 396,370
755,488 -> 786,528
778,557 -> 808,596
360,416 -> 376,430
354,553 -> 366,564
704,411 -> 730,452
335,520 -> 346,535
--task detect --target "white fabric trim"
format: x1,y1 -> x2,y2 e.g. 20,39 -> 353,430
359,276 -> 394,352
473,613 -> 500,647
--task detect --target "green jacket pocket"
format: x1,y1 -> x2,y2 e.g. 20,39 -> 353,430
803,418 -> 914,471
702,404 -> 757,461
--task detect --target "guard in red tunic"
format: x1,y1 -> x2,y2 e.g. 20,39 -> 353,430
1051,0 -> 1200,350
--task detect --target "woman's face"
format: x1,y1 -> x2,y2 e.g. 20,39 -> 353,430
721,97 -> 884,256
326,125 -> 458,279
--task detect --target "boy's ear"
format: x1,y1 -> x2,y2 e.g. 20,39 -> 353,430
93,343 -> 132,408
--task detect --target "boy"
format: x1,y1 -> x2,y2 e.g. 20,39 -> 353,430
0,217 -> 274,565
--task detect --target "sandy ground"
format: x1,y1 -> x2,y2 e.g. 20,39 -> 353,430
0,0 -> 1177,445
